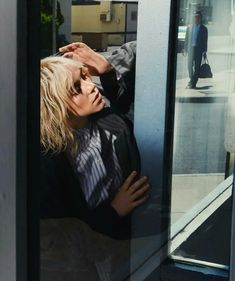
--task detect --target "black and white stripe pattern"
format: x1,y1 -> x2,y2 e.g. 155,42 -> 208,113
71,123 -> 122,209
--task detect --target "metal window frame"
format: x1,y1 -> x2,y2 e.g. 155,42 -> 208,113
129,0 -> 178,279
161,259 -> 229,281
0,1 -> 40,281
230,165 -> 235,281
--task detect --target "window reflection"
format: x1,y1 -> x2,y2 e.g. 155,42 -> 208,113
171,0 -> 235,267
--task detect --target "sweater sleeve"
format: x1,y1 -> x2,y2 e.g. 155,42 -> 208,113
82,202 -> 131,239
100,41 -> 136,114
104,41 -> 136,77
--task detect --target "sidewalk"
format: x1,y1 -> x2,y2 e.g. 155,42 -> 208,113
208,35 -> 235,55
176,68 -> 235,100
209,46 -> 235,55
172,56 -> 235,223
171,68 -> 234,224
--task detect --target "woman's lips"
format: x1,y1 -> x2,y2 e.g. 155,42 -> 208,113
93,92 -> 101,103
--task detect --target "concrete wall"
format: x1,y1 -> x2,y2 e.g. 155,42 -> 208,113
71,3 -> 126,45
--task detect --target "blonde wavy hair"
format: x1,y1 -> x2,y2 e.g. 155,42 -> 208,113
40,56 -> 83,154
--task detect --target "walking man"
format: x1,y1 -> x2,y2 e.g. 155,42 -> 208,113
184,11 -> 208,89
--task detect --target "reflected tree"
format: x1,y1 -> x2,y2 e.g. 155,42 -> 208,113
40,0 -> 64,54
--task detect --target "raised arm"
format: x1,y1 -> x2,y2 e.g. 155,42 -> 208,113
59,42 -> 112,76
59,41 -> 136,77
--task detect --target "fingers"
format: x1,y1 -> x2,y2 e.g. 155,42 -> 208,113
59,42 -> 86,53
63,52 -> 83,63
63,52 -> 86,64
122,172 -> 148,192
121,171 -> 138,190
131,183 -> 150,201
132,195 -> 149,208
129,176 -> 148,193
59,44 -> 74,53
112,171 -> 151,216
63,52 -> 74,59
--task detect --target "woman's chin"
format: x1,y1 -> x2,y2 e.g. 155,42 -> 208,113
97,98 -> 106,110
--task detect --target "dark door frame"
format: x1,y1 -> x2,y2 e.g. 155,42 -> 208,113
0,1 -> 40,281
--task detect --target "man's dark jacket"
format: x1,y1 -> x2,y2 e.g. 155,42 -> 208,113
184,24 -> 208,54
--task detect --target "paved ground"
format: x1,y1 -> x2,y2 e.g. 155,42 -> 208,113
171,43 -> 235,222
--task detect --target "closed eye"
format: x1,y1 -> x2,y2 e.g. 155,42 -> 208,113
73,81 -> 81,94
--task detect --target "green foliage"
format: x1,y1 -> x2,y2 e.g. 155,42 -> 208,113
40,0 -> 64,51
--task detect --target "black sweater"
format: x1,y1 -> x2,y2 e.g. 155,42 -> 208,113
40,108 -> 140,239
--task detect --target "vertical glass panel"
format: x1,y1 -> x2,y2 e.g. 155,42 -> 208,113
171,0 -> 235,267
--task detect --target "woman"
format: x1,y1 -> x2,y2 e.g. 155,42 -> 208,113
40,55 -> 150,239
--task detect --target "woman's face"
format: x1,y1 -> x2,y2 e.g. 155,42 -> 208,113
67,64 -> 105,117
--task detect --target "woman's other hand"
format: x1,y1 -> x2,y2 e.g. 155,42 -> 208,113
111,171 -> 150,217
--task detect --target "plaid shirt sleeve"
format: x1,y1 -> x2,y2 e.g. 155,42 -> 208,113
100,41 -> 136,114
104,41 -> 136,77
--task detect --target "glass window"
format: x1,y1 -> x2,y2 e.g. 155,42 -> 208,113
170,0 -> 235,268
39,0 -> 235,279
